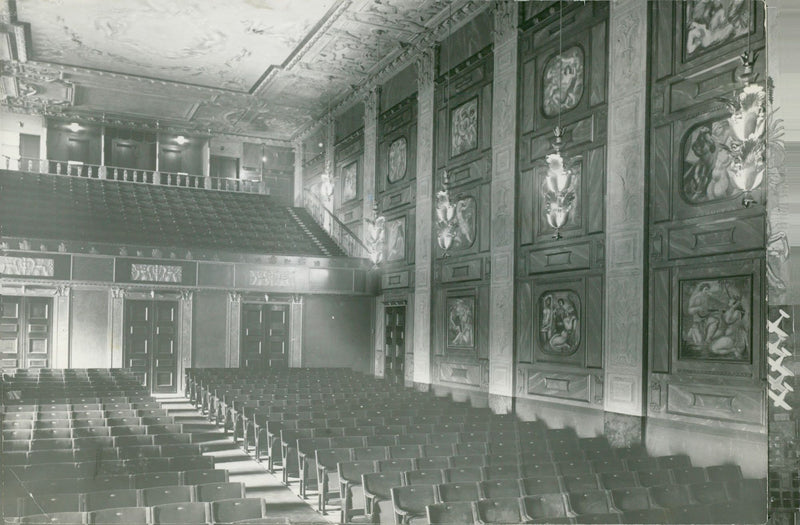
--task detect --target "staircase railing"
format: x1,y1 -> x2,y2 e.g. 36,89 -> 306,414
3,156 -> 267,194
303,189 -> 369,259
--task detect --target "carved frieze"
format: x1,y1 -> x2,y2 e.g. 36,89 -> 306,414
0,256 -> 54,277
130,263 -> 182,283
248,269 -> 295,288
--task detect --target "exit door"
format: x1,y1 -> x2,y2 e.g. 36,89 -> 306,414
0,296 -> 52,372
124,300 -> 179,393
384,305 -> 405,384
241,303 -> 290,369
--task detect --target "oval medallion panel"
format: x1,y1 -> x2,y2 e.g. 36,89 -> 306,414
542,46 -> 585,118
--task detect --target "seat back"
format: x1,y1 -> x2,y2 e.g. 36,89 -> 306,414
426,501 -> 476,525
21,512 -> 87,524
81,489 -> 139,512
568,490 -> 612,515
133,471 -> 182,488
363,471 -> 403,501
141,485 -> 194,506
211,497 -> 267,523
151,502 -> 210,525
444,467 -> 483,483
195,481 -> 246,502
182,468 -> 229,485
391,484 -> 436,517
88,507 -> 148,524
519,476 -> 562,496
521,493 -> 570,520
474,497 -> 523,524
479,479 -> 522,499
18,493 -> 81,516
611,487 -> 653,511
649,484 -> 692,508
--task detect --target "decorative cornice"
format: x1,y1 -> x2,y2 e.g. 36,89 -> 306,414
293,0 -> 490,143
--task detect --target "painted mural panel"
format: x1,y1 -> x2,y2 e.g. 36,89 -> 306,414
679,276 -> 752,362
450,97 -> 478,157
341,161 -> 358,203
539,291 -> 581,356
450,197 -> 477,251
542,46 -> 585,118
385,216 -> 406,262
388,137 -> 407,183
685,0 -> 749,59
447,295 -> 475,349
681,118 -> 750,204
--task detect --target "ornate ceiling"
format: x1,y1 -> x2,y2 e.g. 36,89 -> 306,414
0,0 -> 487,142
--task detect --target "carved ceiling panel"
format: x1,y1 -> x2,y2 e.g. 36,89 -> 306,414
2,0 -> 485,141
15,0 -> 337,91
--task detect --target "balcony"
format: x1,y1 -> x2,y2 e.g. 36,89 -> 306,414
3,156 -> 268,194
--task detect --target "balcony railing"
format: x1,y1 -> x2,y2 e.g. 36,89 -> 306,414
4,156 -> 268,194
303,188 -> 369,259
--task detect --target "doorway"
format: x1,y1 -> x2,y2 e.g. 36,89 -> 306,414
124,300 -> 179,393
0,296 -> 52,372
241,303 -> 290,370
384,305 -> 406,384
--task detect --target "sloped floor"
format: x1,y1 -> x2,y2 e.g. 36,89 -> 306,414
156,394 -> 335,525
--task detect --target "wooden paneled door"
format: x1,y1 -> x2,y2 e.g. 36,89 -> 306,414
241,303 -> 290,370
384,306 -> 405,384
124,300 -> 179,393
0,296 -> 53,372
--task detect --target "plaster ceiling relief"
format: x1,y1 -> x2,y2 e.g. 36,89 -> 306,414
16,0 -> 338,90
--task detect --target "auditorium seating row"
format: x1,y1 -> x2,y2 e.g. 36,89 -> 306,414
0,170 -> 343,256
187,367 -> 768,524
2,369 -> 273,524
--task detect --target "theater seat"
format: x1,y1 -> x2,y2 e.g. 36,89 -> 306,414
435,482 -> 480,503
211,498 -> 267,524
88,507 -> 148,524
391,484 -> 436,524
478,479 -> 522,499
151,502 -> 210,524
141,484 -> 194,506
426,501 -> 476,525
520,493 -> 571,522
474,497 -> 523,525
195,482 -> 246,502
17,493 -> 81,516
82,489 -> 139,512
622,508 -> 669,524
20,512 -> 87,524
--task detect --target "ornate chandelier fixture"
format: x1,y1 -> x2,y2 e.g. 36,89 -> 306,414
365,202 -> 385,266
435,2 -> 457,256
721,0 -> 766,208
436,171 -> 458,254
541,0 -> 578,240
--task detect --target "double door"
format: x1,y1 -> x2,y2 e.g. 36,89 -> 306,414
124,300 -> 179,393
241,303 -> 290,369
0,296 -> 52,372
384,306 -> 406,383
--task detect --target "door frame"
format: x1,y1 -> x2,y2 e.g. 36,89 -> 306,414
378,295 -> 410,381
228,292 -> 302,369
114,288 -> 193,394
0,281 -> 70,368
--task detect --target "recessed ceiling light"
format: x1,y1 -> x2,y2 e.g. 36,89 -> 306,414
67,122 -> 81,132
175,135 -> 188,145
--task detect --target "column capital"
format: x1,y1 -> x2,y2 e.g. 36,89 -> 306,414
491,0 -> 519,44
416,46 -> 435,93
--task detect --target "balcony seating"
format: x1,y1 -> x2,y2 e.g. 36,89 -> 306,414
0,170 -> 344,257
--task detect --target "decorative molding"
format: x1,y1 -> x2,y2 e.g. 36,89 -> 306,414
130,263 -> 182,283
0,256 -> 54,277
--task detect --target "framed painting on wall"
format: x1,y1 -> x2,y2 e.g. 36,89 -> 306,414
385,216 -> 406,263
450,97 -> 478,158
388,137 -> 407,183
684,0 -> 750,61
446,295 -> 475,350
538,290 -> 581,356
679,275 -> 752,363
341,161 -> 358,203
